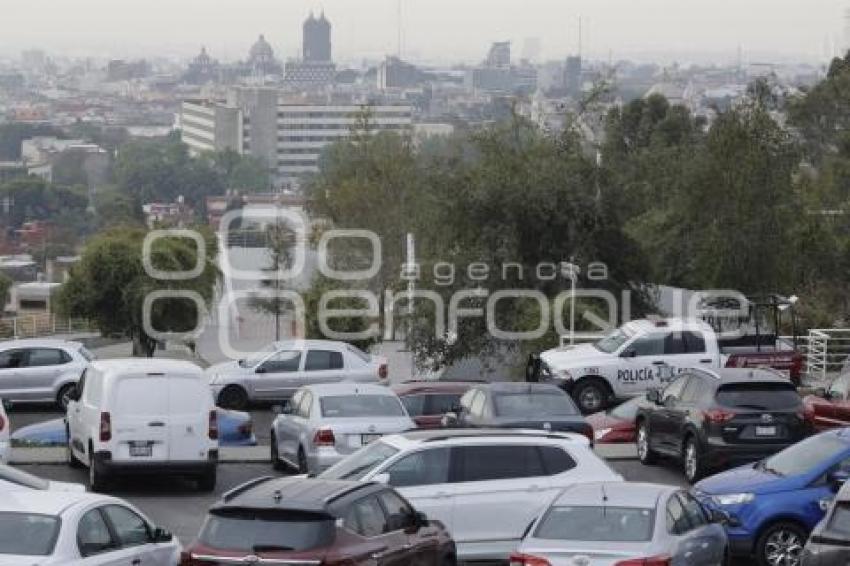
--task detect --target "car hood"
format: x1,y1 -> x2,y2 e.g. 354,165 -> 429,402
695,462 -> 804,495
541,343 -> 613,369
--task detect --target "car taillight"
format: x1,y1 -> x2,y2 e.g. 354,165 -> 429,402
208,410 -> 218,440
378,363 -> 388,380
180,551 -> 216,566
99,412 -> 111,442
313,427 -> 336,446
614,555 -> 672,566
509,553 -> 552,566
704,409 -> 735,424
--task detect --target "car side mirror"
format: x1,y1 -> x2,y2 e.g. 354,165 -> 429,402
828,470 -> 849,493
151,527 -> 173,543
646,389 -> 662,404
255,366 -> 267,374
621,348 -> 637,358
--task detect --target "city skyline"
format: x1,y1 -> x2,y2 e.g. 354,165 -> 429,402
0,0 -> 847,65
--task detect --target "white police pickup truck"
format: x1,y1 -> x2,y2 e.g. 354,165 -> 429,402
534,317 -> 802,414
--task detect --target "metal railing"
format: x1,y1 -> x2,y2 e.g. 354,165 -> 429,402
802,329 -> 850,382
0,314 -> 94,340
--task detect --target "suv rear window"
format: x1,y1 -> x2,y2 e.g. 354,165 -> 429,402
199,510 -> 334,552
0,512 -> 60,556
715,383 -> 801,410
494,393 -> 578,417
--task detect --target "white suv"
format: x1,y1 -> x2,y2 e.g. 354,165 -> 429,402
319,429 -> 623,561
66,358 -> 218,492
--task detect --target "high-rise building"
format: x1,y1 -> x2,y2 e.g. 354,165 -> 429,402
303,12 -> 332,63
564,56 -> 582,96
486,42 -> 511,68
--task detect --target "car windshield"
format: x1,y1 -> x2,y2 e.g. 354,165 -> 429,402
200,510 -> 334,552
0,463 -> 49,490
715,383 -> 801,410
320,395 -> 405,418
594,329 -> 632,354
240,344 -> 278,368
761,433 -> 850,477
0,512 -> 60,556
319,440 -> 400,481
401,393 -> 461,417
609,397 -> 641,420
534,506 -> 655,542
494,392 -> 578,417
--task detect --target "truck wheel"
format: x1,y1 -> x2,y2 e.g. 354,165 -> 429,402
683,437 -> 706,483
573,379 -> 608,414
218,386 -> 248,410
637,421 -> 658,465
198,469 -> 217,492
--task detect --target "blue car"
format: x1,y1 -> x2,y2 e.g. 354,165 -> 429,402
12,408 -> 257,447
695,428 -> 850,566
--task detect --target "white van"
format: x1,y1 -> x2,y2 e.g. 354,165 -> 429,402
65,359 -> 218,492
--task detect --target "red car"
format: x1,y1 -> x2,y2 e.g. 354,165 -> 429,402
181,477 -> 456,566
803,373 -> 850,431
586,396 -> 645,443
392,381 -> 476,429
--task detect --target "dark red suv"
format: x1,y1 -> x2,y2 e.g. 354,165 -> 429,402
180,476 -> 456,566
391,381 -> 476,429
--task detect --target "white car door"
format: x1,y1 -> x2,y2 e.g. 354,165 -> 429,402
74,507 -> 141,566
379,447 -> 455,533
252,349 -> 304,400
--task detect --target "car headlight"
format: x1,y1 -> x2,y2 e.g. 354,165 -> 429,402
556,369 -> 574,381
714,493 -> 755,506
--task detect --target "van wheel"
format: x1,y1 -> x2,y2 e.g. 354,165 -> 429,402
270,432 -> 285,472
297,447 -> 308,475
218,386 -> 248,410
637,421 -> 657,465
573,379 -> 609,414
756,522 -> 807,566
198,469 -> 217,492
56,384 -> 76,410
88,446 -> 109,492
683,437 -> 706,483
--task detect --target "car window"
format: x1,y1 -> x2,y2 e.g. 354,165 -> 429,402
662,376 -> 688,402
684,332 -> 706,353
400,394 -> 426,416
200,510 -> 334,552
0,349 -> 25,369
715,383 -> 801,410
378,490 -> 415,532
534,506 -> 655,542
455,445 -> 545,482
297,391 -> 313,418
319,441 -> 400,481
262,351 -> 302,373
678,493 -> 707,528
469,391 -> 486,417
344,496 -> 387,538
26,348 -> 68,367
77,509 -> 117,557
0,512 -> 60,556
539,446 -> 577,474
103,505 -> 151,547
305,350 -> 344,371
665,493 -> 691,535
664,332 -> 687,355
427,393 -> 463,415
320,395 -> 405,418
679,376 -> 703,403
630,333 -> 667,356
383,447 -> 450,487
493,392 -> 579,417
459,389 -> 477,409
827,503 -> 850,537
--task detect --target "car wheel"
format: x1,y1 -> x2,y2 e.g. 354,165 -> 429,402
637,421 -> 657,465
56,384 -> 76,410
297,447 -> 308,475
88,447 -> 108,492
442,554 -> 457,566
66,427 -> 83,468
270,432 -> 285,472
683,437 -> 705,483
218,385 -> 248,410
757,522 -> 807,566
198,469 -> 217,492
573,380 -> 608,414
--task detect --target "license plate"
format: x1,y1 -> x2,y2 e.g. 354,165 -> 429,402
129,442 -> 152,457
755,426 -> 777,437
361,434 -> 381,445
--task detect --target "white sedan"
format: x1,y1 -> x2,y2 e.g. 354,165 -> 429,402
0,490 -> 181,565
0,400 -> 8,464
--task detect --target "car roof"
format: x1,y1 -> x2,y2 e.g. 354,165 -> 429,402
623,318 -> 714,335
688,367 -> 795,385
471,382 -> 565,395
0,339 -> 82,350
553,482 -> 677,509
272,339 -> 353,350
382,428 -> 591,448
303,382 -> 395,396
0,490 -> 114,516
391,381 -> 478,395
216,477 -> 378,514
90,358 -> 203,376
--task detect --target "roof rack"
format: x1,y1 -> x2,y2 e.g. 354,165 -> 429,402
222,476 -> 275,502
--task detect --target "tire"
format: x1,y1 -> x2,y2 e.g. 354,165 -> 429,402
88,445 -> 109,492
66,426 -> 83,469
297,447 -> 309,475
198,469 -> 217,492
218,385 -> 248,410
683,436 -> 706,483
270,432 -> 286,472
573,379 -> 609,414
637,421 -> 658,465
755,522 -> 807,566
56,383 -> 76,411
442,554 -> 457,566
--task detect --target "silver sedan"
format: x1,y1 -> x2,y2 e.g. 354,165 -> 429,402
271,383 -> 415,475
511,482 -> 729,566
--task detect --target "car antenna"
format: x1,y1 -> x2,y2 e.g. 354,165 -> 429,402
601,484 -> 608,517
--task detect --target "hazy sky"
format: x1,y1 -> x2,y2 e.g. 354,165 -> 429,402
0,0 -> 846,64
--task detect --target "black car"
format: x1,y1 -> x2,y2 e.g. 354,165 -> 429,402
444,382 -> 594,442
636,367 -> 811,483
